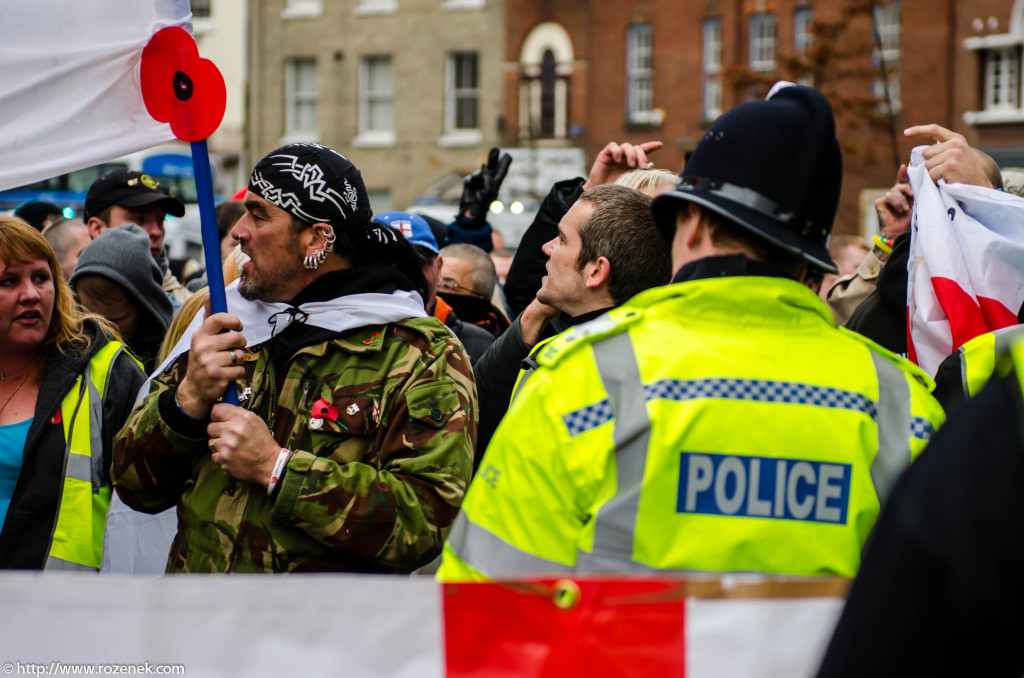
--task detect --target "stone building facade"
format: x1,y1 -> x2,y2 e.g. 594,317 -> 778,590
247,0 -> 505,213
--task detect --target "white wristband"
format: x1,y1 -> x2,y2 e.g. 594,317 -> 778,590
267,448 -> 291,496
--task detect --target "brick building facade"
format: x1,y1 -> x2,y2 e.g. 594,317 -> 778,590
501,0 -> 1022,237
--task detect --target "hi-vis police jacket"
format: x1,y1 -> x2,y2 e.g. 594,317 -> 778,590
933,324 -> 1024,413
0,321 -> 145,571
438,274 -> 945,581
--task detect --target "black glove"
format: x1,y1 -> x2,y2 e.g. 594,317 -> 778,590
459,147 -> 512,222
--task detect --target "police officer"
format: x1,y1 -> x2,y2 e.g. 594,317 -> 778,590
437,83 -> 945,581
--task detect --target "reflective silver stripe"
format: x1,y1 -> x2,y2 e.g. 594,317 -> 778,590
84,362 -> 106,490
869,353 -> 913,506
510,363 -> 536,403
43,555 -> 97,572
577,332 -> 652,574
993,325 -> 1024,354
65,451 -> 92,483
446,511 -> 574,577
958,345 -> 970,399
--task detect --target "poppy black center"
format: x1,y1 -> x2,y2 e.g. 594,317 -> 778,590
173,71 -> 194,102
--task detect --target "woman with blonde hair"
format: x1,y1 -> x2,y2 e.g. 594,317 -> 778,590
0,216 -> 145,570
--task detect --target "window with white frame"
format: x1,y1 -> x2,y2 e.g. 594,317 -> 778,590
795,7 -> 813,54
285,58 -> 318,138
872,1 -> 901,112
447,52 -> 479,133
355,0 -> 397,16
874,2 -> 901,60
282,0 -> 322,19
794,7 -> 814,85
191,0 -> 211,18
702,18 -> 723,121
519,22 -> 573,141
627,24 -> 654,123
871,70 -> 901,114
985,47 -> 1021,110
964,3 -> 1024,124
358,56 -> 394,144
749,13 -> 776,71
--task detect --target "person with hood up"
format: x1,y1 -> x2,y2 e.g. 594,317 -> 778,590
70,224 -> 173,373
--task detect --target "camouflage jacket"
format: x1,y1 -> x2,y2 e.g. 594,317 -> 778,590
113,315 -> 477,573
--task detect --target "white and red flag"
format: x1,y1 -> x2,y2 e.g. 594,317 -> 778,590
907,146 -> 1024,375
0,0 -> 191,191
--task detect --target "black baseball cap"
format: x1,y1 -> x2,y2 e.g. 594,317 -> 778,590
84,169 -> 186,222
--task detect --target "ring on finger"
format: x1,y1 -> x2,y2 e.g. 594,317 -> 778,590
208,438 -> 217,452
229,349 -> 238,366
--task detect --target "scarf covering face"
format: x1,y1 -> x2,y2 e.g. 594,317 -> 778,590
248,142 -> 373,228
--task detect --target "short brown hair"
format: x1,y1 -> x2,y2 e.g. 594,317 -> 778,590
688,203 -> 823,284
575,185 -> 671,305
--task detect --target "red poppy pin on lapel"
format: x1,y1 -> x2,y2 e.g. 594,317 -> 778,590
310,398 -> 346,431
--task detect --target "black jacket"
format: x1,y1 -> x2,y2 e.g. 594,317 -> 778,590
0,320 -> 146,569
817,367 -> 1024,677
443,309 -> 494,365
845,232 -> 910,355
473,307 -> 610,469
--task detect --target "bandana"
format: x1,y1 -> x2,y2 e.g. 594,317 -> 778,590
248,142 -> 372,228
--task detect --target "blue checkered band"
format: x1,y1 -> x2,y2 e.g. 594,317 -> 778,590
643,378 -> 878,418
562,399 -> 614,437
562,377 -> 879,437
910,417 -> 934,441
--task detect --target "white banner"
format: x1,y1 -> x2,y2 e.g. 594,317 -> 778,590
0,574 -> 844,677
0,1 -> 190,191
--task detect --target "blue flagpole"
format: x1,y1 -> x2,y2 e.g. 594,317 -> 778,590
191,138 -> 238,405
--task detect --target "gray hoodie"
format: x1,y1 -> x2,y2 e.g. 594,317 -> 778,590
69,224 -> 173,371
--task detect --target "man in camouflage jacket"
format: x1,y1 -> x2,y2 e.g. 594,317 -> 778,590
113,144 -> 476,573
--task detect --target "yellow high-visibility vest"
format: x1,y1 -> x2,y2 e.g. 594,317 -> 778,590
44,340 -> 133,571
440,276 -> 946,581
959,325 -> 1024,399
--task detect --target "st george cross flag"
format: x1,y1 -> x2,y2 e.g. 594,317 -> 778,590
0,0 -> 191,191
907,146 -> 1024,376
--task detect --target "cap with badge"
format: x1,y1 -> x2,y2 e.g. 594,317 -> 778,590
372,211 -> 439,255
84,169 -> 186,222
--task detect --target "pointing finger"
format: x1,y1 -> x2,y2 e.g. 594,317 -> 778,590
904,124 -> 962,145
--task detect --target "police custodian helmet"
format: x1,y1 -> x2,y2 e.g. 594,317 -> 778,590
652,82 -> 843,274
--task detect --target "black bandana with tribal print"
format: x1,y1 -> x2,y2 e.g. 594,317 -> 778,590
248,142 -> 372,228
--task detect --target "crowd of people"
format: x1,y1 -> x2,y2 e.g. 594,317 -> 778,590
3,80 -> 1024,669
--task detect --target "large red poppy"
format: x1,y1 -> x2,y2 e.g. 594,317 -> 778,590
140,26 -> 226,142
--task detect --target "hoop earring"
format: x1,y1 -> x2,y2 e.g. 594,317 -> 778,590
322,225 -> 336,254
304,226 -> 337,271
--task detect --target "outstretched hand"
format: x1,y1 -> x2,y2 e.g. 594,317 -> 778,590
905,124 -> 997,188
460,147 -> 513,221
584,141 -> 663,189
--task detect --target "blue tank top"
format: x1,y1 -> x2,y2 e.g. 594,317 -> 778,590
0,418 -> 32,528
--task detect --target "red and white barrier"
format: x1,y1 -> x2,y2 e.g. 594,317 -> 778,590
0,574 -> 845,677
